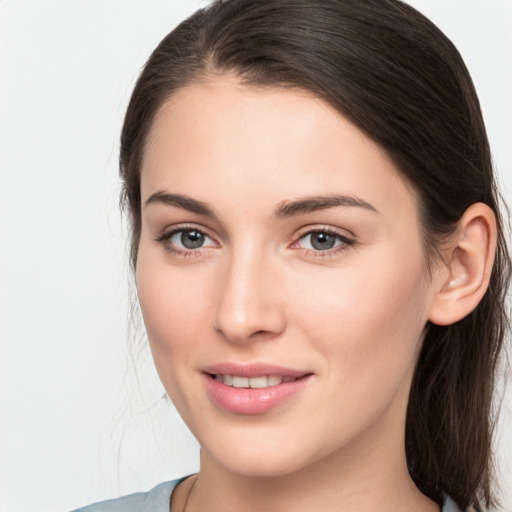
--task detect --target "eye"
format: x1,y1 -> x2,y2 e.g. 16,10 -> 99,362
157,227 -> 217,253
171,229 -> 208,249
295,229 -> 354,252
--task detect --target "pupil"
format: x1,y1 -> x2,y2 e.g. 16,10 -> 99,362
311,232 -> 335,250
181,230 -> 204,249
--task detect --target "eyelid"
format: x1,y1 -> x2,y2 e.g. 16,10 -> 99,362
156,223 -> 213,240
292,224 -> 355,242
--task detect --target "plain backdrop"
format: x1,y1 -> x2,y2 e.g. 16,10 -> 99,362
0,1 -> 511,511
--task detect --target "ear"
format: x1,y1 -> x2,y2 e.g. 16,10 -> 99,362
428,203 -> 497,326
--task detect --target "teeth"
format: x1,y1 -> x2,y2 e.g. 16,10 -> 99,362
249,376 -> 269,389
232,376 -> 249,388
268,375 -> 283,386
214,374 -> 296,388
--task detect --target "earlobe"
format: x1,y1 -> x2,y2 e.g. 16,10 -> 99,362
428,203 -> 497,326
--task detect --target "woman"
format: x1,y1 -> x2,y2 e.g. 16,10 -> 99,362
74,0 -> 510,511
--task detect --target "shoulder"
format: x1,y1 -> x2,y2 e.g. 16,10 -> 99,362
70,478 -> 187,512
442,494 -> 464,512
71,481 -> 463,512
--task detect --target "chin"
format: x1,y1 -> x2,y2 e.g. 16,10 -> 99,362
197,422 -> 334,478
211,448 -> 313,478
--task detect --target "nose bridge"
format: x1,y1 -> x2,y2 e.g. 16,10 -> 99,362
213,241 -> 284,343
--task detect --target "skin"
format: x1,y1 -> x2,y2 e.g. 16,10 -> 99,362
136,75 -> 495,512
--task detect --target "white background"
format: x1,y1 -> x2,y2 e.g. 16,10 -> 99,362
0,1 -> 511,511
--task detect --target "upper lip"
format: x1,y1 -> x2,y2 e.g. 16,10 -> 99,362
202,362 -> 312,378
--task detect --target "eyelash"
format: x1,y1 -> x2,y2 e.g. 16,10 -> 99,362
155,225 -> 355,258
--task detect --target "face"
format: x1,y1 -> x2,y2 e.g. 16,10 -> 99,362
136,75 -> 439,477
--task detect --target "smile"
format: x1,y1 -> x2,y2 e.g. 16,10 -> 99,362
212,374 -> 299,388
203,365 -> 313,415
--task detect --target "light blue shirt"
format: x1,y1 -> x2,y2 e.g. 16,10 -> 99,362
71,477 -> 462,511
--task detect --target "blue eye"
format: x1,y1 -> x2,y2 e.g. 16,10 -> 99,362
172,229 -> 206,249
159,228 -> 216,252
297,230 -> 352,251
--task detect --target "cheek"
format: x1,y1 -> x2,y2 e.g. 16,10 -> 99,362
135,247 -> 211,380
136,262 -> 215,424
290,248 -> 430,384
280,254 -> 431,448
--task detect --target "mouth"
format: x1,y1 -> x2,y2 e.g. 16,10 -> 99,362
207,373 -> 305,388
202,364 -> 313,415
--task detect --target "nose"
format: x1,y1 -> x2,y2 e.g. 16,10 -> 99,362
213,249 -> 286,344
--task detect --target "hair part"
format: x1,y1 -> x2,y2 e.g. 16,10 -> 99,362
119,1 -> 511,509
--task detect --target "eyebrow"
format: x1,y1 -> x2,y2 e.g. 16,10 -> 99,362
144,191 -> 214,216
143,191 -> 377,218
274,195 -> 378,218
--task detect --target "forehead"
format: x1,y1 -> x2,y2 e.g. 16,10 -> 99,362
141,75 -> 418,220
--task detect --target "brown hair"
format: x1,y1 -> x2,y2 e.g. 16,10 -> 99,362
119,0 -> 511,510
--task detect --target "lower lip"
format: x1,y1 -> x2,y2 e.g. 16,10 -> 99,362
204,374 -> 312,415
